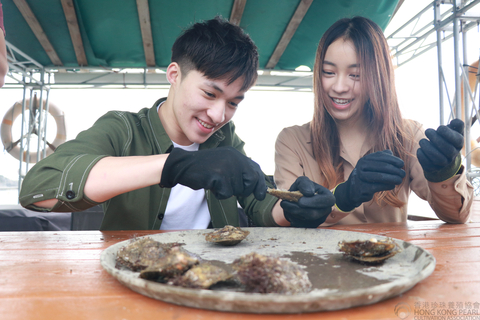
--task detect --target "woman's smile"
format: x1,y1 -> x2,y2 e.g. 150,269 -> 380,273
321,38 -> 366,123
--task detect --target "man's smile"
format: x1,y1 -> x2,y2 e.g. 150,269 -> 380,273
197,118 -> 215,129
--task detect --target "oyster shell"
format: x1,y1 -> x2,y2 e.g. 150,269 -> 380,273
115,237 -> 184,271
169,263 -> 232,289
338,238 -> 400,263
267,188 -> 303,202
232,252 -> 312,294
205,225 -> 250,246
139,246 -> 199,281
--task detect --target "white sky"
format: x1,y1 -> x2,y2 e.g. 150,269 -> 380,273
1,0 -> 480,209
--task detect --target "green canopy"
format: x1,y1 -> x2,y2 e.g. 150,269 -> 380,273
3,0 -> 400,71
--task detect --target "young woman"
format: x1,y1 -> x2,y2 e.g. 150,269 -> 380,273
272,16 -> 473,227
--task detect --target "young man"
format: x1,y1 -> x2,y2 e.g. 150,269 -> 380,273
20,17 -> 334,230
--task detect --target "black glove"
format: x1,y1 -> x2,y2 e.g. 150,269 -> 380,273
334,150 -> 405,212
280,176 -> 336,228
160,147 -> 266,200
417,119 -> 464,182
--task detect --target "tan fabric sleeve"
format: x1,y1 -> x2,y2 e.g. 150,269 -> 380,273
408,120 -> 473,223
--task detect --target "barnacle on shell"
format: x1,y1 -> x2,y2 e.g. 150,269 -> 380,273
232,252 -> 312,294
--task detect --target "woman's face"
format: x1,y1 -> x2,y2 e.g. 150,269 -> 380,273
321,38 -> 367,124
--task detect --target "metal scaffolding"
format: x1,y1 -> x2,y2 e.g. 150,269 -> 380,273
387,0 -> 480,191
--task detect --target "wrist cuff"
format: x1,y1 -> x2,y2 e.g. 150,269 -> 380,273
159,148 -> 189,188
424,153 -> 462,183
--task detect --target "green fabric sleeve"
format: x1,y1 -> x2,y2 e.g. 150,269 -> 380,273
19,110 -> 137,212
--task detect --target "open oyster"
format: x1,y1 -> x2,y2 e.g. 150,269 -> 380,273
267,187 -> 303,202
169,263 -> 232,289
205,225 -> 250,246
232,252 -> 312,294
338,238 -> 400,263
139,246 -> 199,282
116,237 -> 184,271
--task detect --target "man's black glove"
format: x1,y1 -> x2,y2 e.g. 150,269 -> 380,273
334,150 -> 405,212
160,147 -> 266,200
280,176 -> 336,228
417,119 -> 464,183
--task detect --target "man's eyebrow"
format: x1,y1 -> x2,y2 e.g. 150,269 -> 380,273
207,82 -> 224,93
206,81 -> 245,100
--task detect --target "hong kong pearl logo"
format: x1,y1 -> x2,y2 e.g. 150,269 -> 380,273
394,302 -> 411,319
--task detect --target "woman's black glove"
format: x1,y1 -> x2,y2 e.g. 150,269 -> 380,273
334,150 -> 405,212
280,176 -> 336,228
417,119 -> 464,182
160,147 -> 266,200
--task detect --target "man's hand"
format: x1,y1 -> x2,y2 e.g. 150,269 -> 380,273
280,176 -> 336,228
334,150 -> 405,212
160,147 -> 266,200
417,119 -> 464,182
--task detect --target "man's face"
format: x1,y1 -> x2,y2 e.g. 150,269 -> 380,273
166,64 -> 246,146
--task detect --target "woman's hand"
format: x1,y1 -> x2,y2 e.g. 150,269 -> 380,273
334,150 -> 405,212
280,176 -> 336,228
417,119 -> 464,182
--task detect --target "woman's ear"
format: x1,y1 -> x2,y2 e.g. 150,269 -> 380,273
166,62 -> 181,85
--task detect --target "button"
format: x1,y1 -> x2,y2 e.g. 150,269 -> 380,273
66,190 -> 75,199
158,213 -> 165,220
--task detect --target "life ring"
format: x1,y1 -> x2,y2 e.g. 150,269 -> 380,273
1,98 -> 66,163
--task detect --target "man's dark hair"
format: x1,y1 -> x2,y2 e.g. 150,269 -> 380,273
172,16 -> 258,91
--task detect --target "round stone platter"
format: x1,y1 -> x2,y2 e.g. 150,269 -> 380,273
100,227 -> 435,314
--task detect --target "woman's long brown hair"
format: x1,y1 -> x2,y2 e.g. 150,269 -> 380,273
311,17 -> 411,207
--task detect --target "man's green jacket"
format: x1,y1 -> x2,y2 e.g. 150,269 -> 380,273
19,98 -> 279,230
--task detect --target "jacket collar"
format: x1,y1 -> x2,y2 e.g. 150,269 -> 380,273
339,131 -> 374,167
147,98 -> 173,153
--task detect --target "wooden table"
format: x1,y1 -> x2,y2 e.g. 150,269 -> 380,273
1,206 -> 480,320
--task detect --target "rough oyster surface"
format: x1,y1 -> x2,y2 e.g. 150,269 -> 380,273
267,188 -> 303,202
232,252 -> 312,294
169,263 -> 232,289
338,238 -> 400,263
115,237 -> 183,271
205,225 -> 250,246
139,246 -> 199,281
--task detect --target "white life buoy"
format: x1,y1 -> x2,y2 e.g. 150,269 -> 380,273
1,98 -> 66,163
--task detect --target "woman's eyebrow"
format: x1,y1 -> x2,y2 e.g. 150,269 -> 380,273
323,60 -> 335,67
323,60 -> 359,69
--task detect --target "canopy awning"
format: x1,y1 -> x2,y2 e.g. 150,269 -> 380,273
3,0 -> 401,72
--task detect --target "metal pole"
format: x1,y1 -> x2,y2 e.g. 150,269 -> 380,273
463,23 -> 471,171
453,0 -> 463,120
17,80 -> 27,200
435,0 -> 445,125
43,86 -> 51,159
25,88 -> 34,169
36,78 -> 45,163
